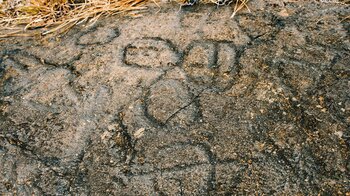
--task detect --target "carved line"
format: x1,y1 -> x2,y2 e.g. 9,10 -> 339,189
125,140 -> 218,194
122,37 -> 183,69
76,25 -> 120,46
181,40 -> 239,92
142,78 -> 200,127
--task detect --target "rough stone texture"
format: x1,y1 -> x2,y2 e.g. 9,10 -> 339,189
0,0 -> 349,195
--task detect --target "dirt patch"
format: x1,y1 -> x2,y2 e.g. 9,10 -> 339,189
0,0 -> 349,194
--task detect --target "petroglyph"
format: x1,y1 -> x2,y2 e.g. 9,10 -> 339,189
1,2 -> 349,195
123,38 -> 180,68
145,79 -> 196,125
182,41 -> 238,90
78,26 -> 120,45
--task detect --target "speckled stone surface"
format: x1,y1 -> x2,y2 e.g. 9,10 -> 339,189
0,0 -> 349,194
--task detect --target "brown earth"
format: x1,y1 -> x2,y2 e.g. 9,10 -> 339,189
0,0 -> 349,195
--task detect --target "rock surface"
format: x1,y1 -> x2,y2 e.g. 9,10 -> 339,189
0,0 -> 349,195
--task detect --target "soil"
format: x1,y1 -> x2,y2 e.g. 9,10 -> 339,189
0,0 -> 349,195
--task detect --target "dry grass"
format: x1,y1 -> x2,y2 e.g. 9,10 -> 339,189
0,0 -> 349,38
0,0 -> 149,37
0,0 -> 250,37
230,0 -> 249,18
